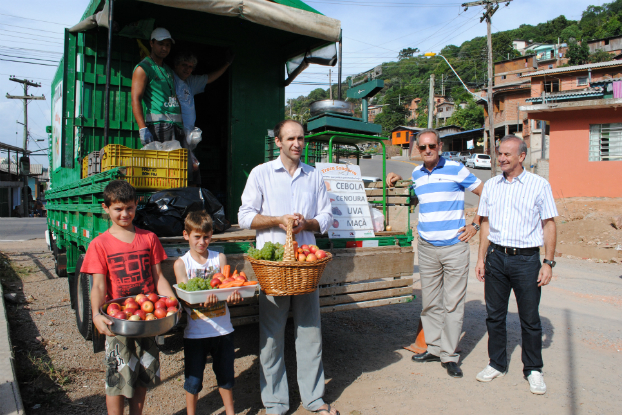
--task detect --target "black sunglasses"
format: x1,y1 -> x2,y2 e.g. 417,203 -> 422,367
417,144 -> 437,150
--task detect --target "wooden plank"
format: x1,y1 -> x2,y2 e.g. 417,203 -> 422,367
319,286 -> 412,307
368,196 -> 418,205
364,180 -> 412,188
319,278 -> 413,296
366,187 -> 410,196
159,225 -> 256,244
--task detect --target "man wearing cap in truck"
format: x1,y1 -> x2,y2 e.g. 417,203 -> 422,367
131,28 -> 183,146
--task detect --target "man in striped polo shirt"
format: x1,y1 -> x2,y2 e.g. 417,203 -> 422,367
387,128 -> 483,378
475,135 -> 557,395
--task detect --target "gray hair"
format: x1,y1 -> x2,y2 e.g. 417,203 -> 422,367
174,51 -> 198,67
500,134 -> 527,155
416,128 -> 440,145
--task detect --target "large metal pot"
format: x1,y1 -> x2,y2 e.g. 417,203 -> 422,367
309,99 -> 354,116
100,296 -> 182,338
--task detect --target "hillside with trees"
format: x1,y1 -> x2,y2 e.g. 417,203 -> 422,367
287,0 -> 622,135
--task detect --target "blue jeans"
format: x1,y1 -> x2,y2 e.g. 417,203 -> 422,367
183,333 -> 235,395
484,245 -> 543,376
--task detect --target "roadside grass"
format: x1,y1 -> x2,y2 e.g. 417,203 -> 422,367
15,351 -> 74,408
0,251 -> 36,282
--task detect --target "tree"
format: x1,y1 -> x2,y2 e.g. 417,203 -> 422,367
567,41 -> 590,65
560,24 -> 582,42
398,47 -> 420,60
588,49 -> 614,63
446,100 -> 484,131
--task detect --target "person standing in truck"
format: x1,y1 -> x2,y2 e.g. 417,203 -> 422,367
172,50 -> 234,185
131,28 -> 183,146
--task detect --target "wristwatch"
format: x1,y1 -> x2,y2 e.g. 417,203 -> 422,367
543,259 -> 556,267
471,222 -> 480,232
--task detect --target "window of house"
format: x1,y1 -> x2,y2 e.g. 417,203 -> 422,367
589,124 -> 622,161
548,64 -> 554,69
544,79 -> 560,93
396,132 -> 401,137
501,75 -> 507,80
605,39 -> 610,46
439,108 -> 443,112
577,76 -> 588,86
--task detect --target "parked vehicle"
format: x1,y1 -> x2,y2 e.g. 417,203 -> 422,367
465,154 -> 492,169
456,151 -> 472,163
45,0 -> 415,346
441,151 -> 460,161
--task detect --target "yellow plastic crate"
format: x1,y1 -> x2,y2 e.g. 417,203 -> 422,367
100,144 -> 188,190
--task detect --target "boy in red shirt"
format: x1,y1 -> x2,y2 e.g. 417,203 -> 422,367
81,180 -> 175,415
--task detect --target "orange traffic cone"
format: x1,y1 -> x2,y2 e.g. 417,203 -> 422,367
403,318 -> 427,354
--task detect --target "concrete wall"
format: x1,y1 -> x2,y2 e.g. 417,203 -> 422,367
542,108 -> 622,198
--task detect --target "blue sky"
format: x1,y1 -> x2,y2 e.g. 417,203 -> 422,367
0,0 -> 606,167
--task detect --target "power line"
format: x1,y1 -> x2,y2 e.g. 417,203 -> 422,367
0,22 -> 63,35
0,12 -> 71,26
0,53 -> 59,63
0,33 -> 64,44
0,58 -> 58,67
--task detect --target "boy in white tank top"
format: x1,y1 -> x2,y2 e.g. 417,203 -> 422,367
174,211 -> 242,415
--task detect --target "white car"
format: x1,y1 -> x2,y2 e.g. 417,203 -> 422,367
465,154 -> 491,169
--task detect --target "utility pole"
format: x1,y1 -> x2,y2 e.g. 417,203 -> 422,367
428,74 -> 435,128
441,74 -> 445,96
329,69 -> 333,99
6,77 -> 45,216
462,0 -> 512,176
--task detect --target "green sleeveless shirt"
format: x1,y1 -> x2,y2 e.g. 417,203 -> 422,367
134,57 -> 183,127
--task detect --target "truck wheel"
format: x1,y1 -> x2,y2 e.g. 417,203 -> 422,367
53,243 -> 67,278
75,267 -> 93,340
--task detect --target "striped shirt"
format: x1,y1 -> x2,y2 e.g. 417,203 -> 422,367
412,157 -> 481,246
477,169 -> 558,248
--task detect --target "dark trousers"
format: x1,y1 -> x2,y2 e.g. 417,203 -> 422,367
484,245 -> 543,376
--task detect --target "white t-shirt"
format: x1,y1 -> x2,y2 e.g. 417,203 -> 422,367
180,250 -> 234,339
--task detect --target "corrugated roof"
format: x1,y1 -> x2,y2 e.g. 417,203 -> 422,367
441,128 -> 484,138
521,60 -> 622,77
0,158 -> 43,176
526,88 -> 604,102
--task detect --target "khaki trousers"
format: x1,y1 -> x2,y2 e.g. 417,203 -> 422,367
417,237 -> 469,363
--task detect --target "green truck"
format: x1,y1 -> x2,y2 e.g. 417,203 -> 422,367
45,0 -> 416,345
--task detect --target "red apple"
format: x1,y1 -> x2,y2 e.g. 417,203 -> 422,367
124,310 -> 134,319
301,244 -> 310,251
154,308 -> 167,319
141,301 -> 154,313
155,300 -> 167,309
129,314 -> 141,321
114,311 -> 127,320
145,313 -> 156,321
147,292 -> 159,303
303,249 -> 310,256
298,253 -> 307,262
165,297 -> 178,308
210,279 -> 221,288
133,309 -> 147,320
167,307 -> 178,313
166,311 -> 176,317
234,275 -> 247,282
306,253 -> 318,262
315,250 -> 327,259
213,273 -> 225,280
107,303 -> 120,312
125,302 -> 139,312
309,245 -> 318,254
222,278 -> 235,284
135,294 -> 147,305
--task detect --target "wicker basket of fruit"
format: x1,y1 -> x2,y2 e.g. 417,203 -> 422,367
244,220 -> 332,296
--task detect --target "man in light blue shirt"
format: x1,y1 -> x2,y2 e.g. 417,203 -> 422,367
386,128 -> 483,378
173,50 -> 233,185
238,120 -> 337,415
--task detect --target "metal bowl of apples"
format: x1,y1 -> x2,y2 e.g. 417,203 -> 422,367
100,293 -> 182,338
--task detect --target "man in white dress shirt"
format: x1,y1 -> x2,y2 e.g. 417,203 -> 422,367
475,135 -> 558,395
238,120 -> 337,415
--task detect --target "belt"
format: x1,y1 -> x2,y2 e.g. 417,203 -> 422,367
490,242 -> 539,256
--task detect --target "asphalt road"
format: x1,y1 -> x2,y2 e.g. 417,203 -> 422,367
358,157 -> 492,208
0,218 -> 48,241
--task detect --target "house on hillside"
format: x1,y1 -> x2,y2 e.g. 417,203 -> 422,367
587,35 -> 622,56
519,60 -> 622,198
437,125 -> 464,136
436,102 -> 455,126
368,105 -> 383,123
407,95 -> 448,123
390,126 -> 423,149
513,39 -> 529,55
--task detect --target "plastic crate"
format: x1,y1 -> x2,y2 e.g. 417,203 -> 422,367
265,135 -> 280,162
100,144 -> 188,190
82,151 -> 101,178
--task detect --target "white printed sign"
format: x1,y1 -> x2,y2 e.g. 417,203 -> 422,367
316,163 -> 375,239
52,81 -> 63,171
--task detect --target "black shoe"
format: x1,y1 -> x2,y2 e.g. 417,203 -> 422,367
441,362 -> 463,378
411,351 -> 441,363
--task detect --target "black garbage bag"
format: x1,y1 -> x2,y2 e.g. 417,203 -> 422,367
134,187 -> 230,237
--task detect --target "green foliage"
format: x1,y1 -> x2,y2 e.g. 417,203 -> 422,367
560,24 -> 583,42
589,49 -> 615,63
446,100 -> 484,131
567,41 -> 590,65
398,47 -> 420,60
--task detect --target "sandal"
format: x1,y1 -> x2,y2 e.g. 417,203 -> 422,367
313,404 -> 340,415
